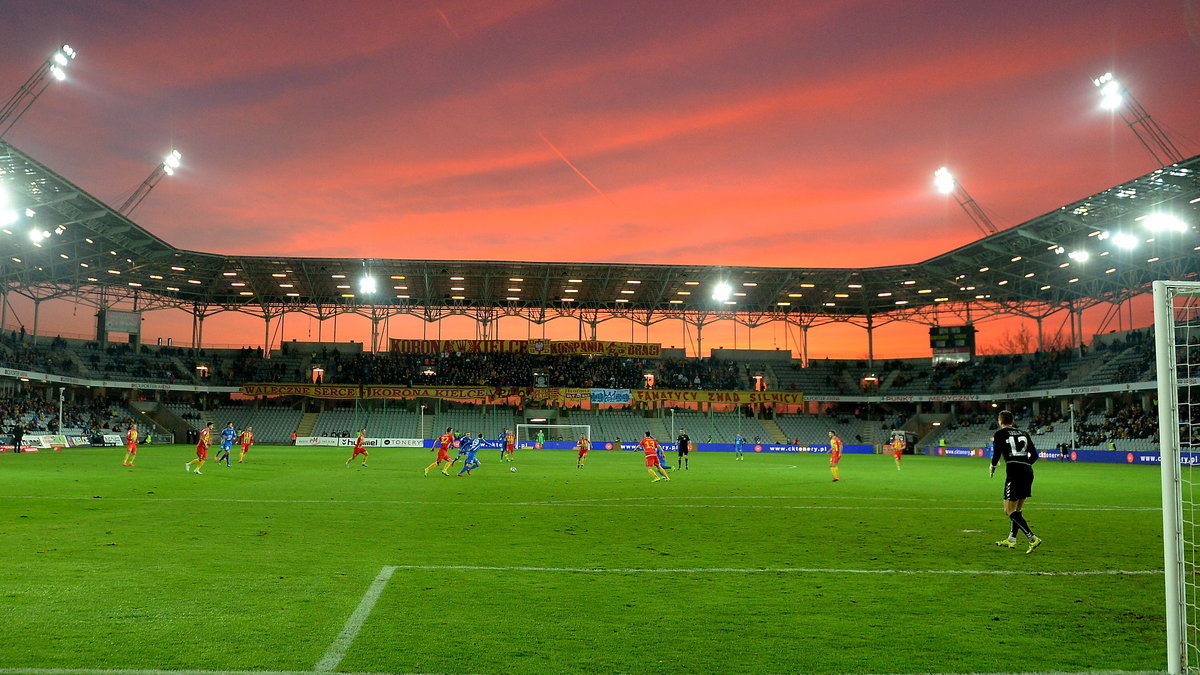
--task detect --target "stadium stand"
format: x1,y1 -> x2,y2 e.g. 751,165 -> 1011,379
209,406 -> 303,444
774,413 -> 864,447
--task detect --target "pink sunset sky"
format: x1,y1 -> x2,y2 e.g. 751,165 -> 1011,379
1,1 -> 1197,357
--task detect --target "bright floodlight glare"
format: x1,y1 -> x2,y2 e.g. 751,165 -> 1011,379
933,167 -> 955,195
53,52 -> 69,66
1142,213 -> 1188,233
1111,232 -> 1138,249
165,150 -> 182,168
162,165 -> 175,176
49,65 -> 66,81
1094,73 -> 1123,110
0,210 -> 17,227
1068,250 -> 1089,262
711,282 -> 732,302
60,44 -> 76,59
358,276 -> 377,294
28,228 -> 49,243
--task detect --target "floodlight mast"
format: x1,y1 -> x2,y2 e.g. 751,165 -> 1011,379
0,45 -> 76,139
118,150 -> 181,216
1093,72 -> 1184,167
933,167 -> 998,237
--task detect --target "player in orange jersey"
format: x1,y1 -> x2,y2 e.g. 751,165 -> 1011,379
426,427 -> 456,476
237,426 -> 254,463
503,428 -> 516,461
640,432 -> 670,482
186,422 -> 213,474
575,434 -> 590,468
891,433 -> 905,470
828,430 -> 843,482
344,428 -> 368,468
122,424 -> 138,467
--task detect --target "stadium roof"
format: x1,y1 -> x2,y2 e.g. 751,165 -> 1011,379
1,138 -> 1198,329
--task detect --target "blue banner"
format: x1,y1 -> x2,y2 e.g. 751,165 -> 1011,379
926,445 -> 1197,466
590,388 -> 632,404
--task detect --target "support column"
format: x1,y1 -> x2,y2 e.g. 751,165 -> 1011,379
865,313 -> 874,368
197,313 -> 206,350
696,322 -> 703,358
1036,317 -> 1044,352
264,316 -> 271,359
802,325 -> 809,367
32,298 -> 40,345
371,315 -> 380,353
0,285 -> 7,334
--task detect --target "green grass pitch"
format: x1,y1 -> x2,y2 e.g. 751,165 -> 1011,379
0,444 -> 1166,674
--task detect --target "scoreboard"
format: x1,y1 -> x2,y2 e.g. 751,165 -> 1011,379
929,325 -> 976,363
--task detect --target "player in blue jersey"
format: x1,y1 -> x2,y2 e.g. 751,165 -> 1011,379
652,435 -> 673,470
456,432 -> 483,476
734,434 -> 745,460
216,422 -> 237,466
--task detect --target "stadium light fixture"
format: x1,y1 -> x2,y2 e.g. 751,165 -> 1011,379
1111,232 -> 1138,249
1,44 -> 78,139
162,149 -> 182,176
1093,72 -> 1123,110
1067,250 -> 1089,262
0,209 -> 17,227
119,149 -> 184,214
933,166 -> 998,236
358,276 -> 377,294
1092,72 -> 1184,166
1140,213 -> 1187,233
711,282 -> 732,302
933,167 -> 955,195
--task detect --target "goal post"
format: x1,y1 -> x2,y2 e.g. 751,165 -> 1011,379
516,423 -> 592,448
1154,280 -> 1200,675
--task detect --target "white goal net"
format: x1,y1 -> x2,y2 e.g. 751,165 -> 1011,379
516,423 -> 591,448
1155,280 -> 1200,674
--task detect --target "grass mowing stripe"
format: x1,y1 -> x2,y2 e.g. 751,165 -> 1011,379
0,670 -> 429,675
0,494 -> 1157,511
0,670 -> 1167,675
387,564 -> 1163,576
313,566 -> 397,673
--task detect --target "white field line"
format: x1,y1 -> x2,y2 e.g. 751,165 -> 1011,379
0,670 -> 1168,675
386,563 -> 1162,577
0,494 -> 1157,511
0,670 -> 431,675
312,565 -> 396,673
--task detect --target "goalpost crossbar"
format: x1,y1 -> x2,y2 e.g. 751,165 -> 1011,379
1154,279 -> 1200,675
515,423 -> 592,447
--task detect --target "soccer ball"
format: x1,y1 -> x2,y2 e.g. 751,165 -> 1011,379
509,466 -> 517,473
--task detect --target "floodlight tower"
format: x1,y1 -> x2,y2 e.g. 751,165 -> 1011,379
118,150 -> 182,216
933,167 -> 998,237
1093,72 -> 1184,167
0,44 -> 77,138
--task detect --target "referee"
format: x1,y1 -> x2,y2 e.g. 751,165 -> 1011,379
676,428 -> 691,471
990,409 -> 1042,553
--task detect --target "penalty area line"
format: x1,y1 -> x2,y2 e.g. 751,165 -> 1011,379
0,670 -> 429,675
387,564 -> 1163,577
313,565 -> 397,673
0,670 -> 1168,675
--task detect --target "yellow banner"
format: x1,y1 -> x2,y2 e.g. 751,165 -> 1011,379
388,338 -> 661,358
361,385 -> 495,400
631,389 -> 805,405
241,383 -> 361,399
243,383 -> 801,406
